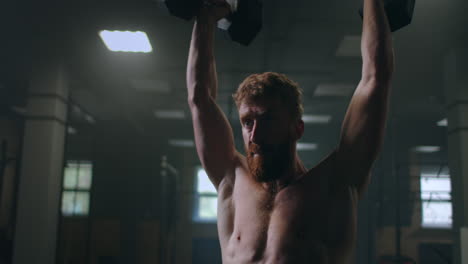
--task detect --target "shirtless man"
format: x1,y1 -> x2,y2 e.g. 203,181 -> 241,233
186,0 -> 394,262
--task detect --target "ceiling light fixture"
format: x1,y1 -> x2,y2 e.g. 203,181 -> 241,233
169,139 -> 194,148
297,143 -> 318,151
154,110 -> 186,119
314,83 -> 355,97
302,115 -> 332,124
412,146 -> 441,153
437,118 -> 448,127
67,127 -> 77,135
99,30 -> 152,53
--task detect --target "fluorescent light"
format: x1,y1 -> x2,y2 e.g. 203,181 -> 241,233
67,127 -> 77,135
412,146 -> 441,153
169,139 -> 194,148
72,105 -> 82,115
336,35 -> 361,57
437,118 -> 448,127
99,30 -> 152,53
314,83 -> 355,96
154,110 -> 186,119
297,143 -> 318,151
84,114 -> 96,124
302,115 -> 332,124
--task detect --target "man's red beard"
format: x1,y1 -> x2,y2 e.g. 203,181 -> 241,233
246,140 -> 294,182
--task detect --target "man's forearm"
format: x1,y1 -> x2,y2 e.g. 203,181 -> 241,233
361,0 -> 394,83
187,19 -> 219,103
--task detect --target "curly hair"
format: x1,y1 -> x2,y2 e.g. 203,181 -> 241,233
232,72 -> 304,122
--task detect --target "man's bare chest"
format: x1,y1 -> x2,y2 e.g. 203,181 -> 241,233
217,172 -> 357,263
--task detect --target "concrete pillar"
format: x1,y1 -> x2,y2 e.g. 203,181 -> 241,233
444,41 -> 468,264
12,50 -> 69,263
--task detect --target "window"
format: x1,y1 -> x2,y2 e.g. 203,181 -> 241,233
61,160 -> 93,216
420,166 -> 452,228
193,167 -> 217,222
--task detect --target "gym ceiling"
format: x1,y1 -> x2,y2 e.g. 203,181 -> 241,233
0,0 -> 465,161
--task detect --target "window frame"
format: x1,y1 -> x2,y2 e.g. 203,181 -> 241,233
420,171 -> 452,229
61,160 -> 93,217
192,166 -> 218,223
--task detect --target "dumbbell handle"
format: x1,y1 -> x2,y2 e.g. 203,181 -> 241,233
224,0 -> 238,13
216,0 -> 239,30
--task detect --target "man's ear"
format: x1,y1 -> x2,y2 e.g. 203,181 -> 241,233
295,119 -> 304,140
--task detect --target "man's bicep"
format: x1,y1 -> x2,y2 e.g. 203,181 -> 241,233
335,79 -> 390,197
189,97 -> 238,188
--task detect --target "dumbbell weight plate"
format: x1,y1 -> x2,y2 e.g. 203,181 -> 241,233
227,0 -> 262,46
165,0 -> 202,21
358,0 -> 415,32
165,0 -> 262,46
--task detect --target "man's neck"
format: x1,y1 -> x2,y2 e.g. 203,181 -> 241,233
260,153 -> 307,194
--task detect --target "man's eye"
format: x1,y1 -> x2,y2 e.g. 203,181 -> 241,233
244,120 -> 253,127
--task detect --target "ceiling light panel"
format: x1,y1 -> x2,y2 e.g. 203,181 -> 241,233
154,110 -> 186,119
67,127 -> 77,135
314,83 -> 355,97
412,146 -> 441,153
169,139 -> 195,148
297,143 -> 318,151
99,30 -> 152,53
302,114 -> 332,124
437,118 -> 448,127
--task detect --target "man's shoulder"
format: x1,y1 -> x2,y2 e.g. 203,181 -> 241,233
218,151 -> 246,192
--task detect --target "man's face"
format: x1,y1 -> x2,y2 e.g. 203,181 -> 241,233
238,97 -> 299,182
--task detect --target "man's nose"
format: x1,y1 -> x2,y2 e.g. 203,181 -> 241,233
249,121 -> 261,144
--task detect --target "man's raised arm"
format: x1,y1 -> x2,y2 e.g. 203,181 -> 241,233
187,0 -> 238,189
333,0 -> 394,198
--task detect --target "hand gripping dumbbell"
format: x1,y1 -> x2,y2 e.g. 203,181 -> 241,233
165,0 -> 262,46
358,0 -> 416,32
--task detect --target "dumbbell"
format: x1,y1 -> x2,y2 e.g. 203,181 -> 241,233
164,0 -> 262,46
358,0 -> 415,32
